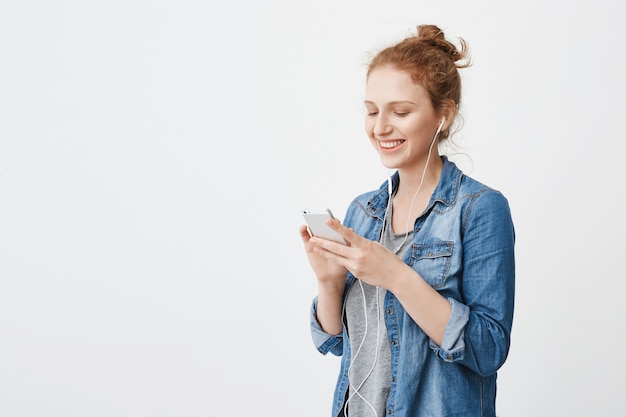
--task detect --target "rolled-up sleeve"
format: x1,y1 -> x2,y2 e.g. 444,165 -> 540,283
310,297 -> 344,356
429,298 -> 470,361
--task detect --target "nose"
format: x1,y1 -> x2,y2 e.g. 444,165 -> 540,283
373,113 -> 392,137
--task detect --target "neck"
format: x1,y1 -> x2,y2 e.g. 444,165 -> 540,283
395,155 -> 443,200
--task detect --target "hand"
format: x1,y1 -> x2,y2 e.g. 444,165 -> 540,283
299,225 -> 347,285
308,218 -> 408,290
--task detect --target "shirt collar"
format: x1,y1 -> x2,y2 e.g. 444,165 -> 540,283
368,156 -> 463,218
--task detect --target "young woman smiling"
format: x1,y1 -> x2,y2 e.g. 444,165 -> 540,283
300,24 -> 515,417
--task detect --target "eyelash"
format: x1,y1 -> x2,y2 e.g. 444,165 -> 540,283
366,111 -> 409,117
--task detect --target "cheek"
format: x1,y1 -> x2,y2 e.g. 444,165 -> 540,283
364,118 -> 374,136
402,122 -> 427,140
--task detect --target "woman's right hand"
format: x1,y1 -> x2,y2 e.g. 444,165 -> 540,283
299,225 -> 347,284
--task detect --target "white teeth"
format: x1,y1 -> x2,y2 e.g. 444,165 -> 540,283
379,140 -> 404,149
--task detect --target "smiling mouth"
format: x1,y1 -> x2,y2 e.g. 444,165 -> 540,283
379,140 -> 405,149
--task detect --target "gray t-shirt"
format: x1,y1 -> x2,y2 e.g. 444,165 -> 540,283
344,210 -> 413,416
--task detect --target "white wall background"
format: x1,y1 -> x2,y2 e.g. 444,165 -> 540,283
1,1 -> 624,416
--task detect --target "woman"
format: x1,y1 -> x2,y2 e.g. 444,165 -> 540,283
300,24 -> 515,417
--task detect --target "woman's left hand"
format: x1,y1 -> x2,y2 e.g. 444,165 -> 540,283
309,218 -> 408,290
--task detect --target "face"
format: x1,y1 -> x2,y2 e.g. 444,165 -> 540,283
364,66 -> 443,171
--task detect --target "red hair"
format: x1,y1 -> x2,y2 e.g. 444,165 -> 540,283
367,25 -> 471,139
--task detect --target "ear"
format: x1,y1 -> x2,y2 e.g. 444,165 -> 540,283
439,100 -> 457,132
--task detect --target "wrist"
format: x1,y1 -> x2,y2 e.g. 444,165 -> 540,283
387,263 -> 415,294
317,278 -> 345,297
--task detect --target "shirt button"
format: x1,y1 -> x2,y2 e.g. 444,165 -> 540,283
446,355 -> 452,360
386,309 -> 392,315
391,340 -> 397,346
387,410 -> 393,415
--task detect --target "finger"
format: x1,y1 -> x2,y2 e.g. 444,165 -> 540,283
310,235 -> 352,258
313,243 -> 350,268
326,218 -> 361,245
299,225 -> 312,243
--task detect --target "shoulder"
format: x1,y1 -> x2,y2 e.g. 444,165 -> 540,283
459,174 -> 511,213
436,157 -> 511,215
456,174 -> 514,239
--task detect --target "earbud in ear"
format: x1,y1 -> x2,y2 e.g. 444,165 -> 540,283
434,117 -> 446,137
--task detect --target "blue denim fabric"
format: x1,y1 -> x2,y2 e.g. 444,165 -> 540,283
310,157 -> 515,417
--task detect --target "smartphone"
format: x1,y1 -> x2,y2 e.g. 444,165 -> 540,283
302,208 -> 347,245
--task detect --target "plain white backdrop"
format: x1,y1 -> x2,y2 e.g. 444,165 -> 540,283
1,1 -> 624,416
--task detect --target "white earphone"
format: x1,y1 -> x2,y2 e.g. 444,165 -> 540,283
437,117 -> 446,133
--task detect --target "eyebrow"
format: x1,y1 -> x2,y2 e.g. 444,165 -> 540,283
363,100 -> 417,106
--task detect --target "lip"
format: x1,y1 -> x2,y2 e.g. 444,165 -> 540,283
378,139 -> 405,152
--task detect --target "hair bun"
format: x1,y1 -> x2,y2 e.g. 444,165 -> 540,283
416,24 -> 445,41
415,24 -> 467,64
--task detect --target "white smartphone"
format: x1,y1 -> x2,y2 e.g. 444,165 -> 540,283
302,208 -> 347,245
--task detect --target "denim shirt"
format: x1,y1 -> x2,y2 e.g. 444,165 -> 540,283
310,157 -> 515,417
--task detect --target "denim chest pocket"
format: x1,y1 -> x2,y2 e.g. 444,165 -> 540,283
409,241 -> 454,289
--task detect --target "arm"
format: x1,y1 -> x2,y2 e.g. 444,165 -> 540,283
315,279 -> 345,336
429,190 -> 516,375
386,266 -> 452,346
310,190 -> 515,374
308,220 -> 453,345
300,225 -> 347,353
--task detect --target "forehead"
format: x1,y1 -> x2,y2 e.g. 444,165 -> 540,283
365,66 -> 429,104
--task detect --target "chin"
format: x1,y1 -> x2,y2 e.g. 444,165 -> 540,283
378,155 -> 401,170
